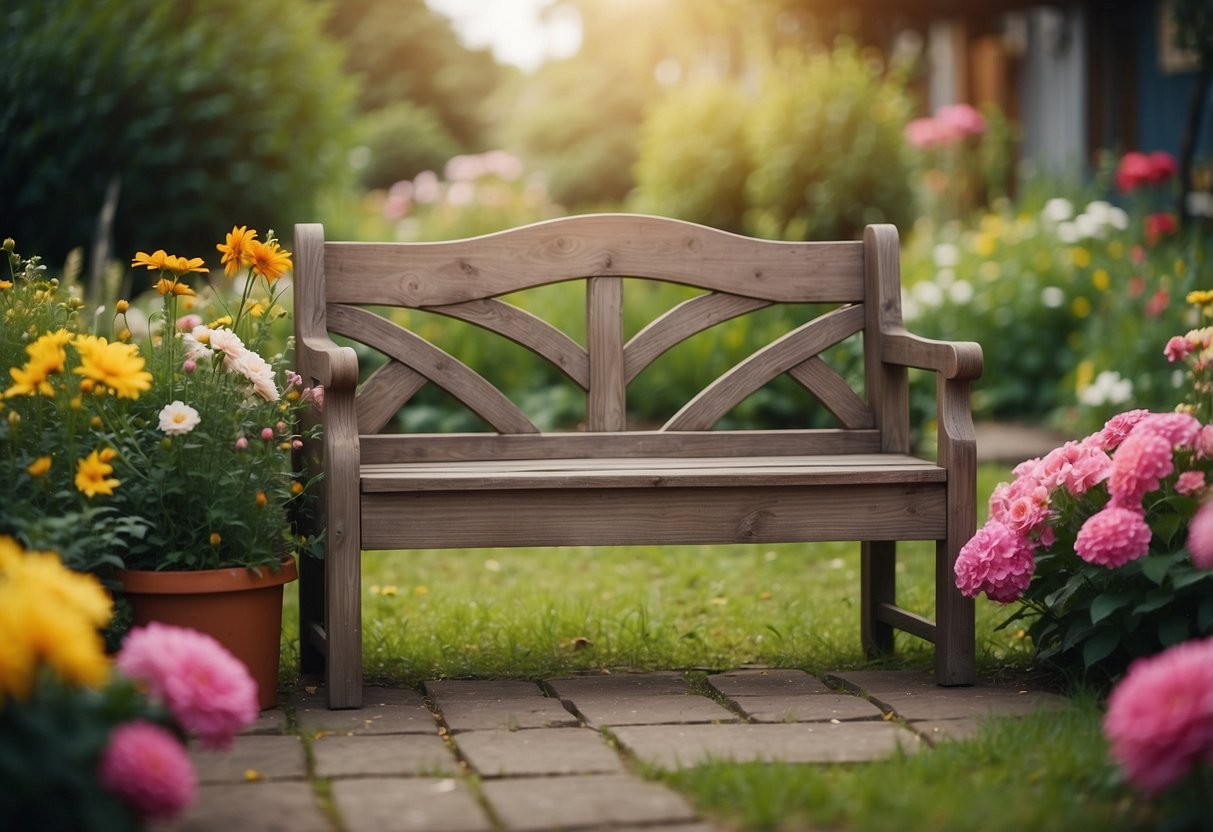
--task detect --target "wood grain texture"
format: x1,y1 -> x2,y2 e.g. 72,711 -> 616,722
787,356 -> 874,429
624,292 -> 771,383
426,298 -> 590,389
322,214 -> 865,306
587,277 -> 626,431
322,384 -> 363,708
863,224 -> 910,454
358,430 -> 883,463
328,304 -> 538,435
663,304 -> 865,431
355,361 -> 427,435
361,483 -> 947,549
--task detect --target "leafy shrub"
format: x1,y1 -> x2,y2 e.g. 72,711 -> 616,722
744,42 -> 917,240
0,0 -> 355,271
355,102 -> 462,191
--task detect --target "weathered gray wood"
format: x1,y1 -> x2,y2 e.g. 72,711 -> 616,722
663,304 -> 865,431
624,292 -> 772,383
587,277 -> 626,431
356,361 -> 427,435
427,298 -> 590,389
787,356 -> 874,429
328,304 -> 539,435
323,214 -> 865,306
294,217 -> 982,706
361,484 -> 947,549
358,430 -> 883,463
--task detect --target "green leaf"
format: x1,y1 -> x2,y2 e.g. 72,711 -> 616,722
1140,552 -> 1181,585
1132,589 -> 1174,616
1152,511 -> 1184,547
1082,629 -> 1121,668
1198,596 -> 1213,633
1171,567 -> 1213,590
1090,593 -> 1134,624
1159,615 -> 1191,647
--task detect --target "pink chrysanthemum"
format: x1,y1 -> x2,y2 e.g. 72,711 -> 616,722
97,721 -> 197,821
1176,470 -> 1206,497
1188,502 -> 1213,569
117,623 -> 258,749
1107,431 -> 1174,506
1195,425 -> 1213,459
1103,637 -> 1213,795
1093,409 -> 1152,451
954,521 -> 1035,603
1131,412 -> 1201,448
1074,506 -> 1153,568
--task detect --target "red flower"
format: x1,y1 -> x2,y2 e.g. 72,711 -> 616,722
1116,150 -> 1177,192
1145,212 -> 1178,246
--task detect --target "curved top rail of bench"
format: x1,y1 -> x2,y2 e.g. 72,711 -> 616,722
317,214 -> 866,307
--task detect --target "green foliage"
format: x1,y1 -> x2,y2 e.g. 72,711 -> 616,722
0,0 -> 356,271
355,102 -> 462,190
744,43 -> 917,240
631,82 -> 753,231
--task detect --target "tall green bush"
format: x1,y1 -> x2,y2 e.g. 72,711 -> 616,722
0,0 -> 355,273
355,102 -> 461,190
744,43 -> 917,241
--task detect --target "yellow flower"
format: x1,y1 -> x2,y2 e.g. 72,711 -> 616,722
153,277 -> 197,297
0,280 -> 12,291
974,232 -> 997,258
75,449 -> 121,497
4,329 -> 72,397
209,532 -> 222,546
116,299 -> 130,313
1092,269 -> 1110,292
1187,290 -> 1213,305
163,254 -> 208,276
131,250 -> 170,270
1071,296 -> 1091,318
217,226 -> 258,278
16,550 -> 113,628
26,456 -> 51,477
1108,240 -> 1124,259
72,335 -> 153,399
207,315 -> 233,329
1071,247 -> 1091,268
255,490 -> 268,507
291,481 -> 304,495
243,240 -> 293,283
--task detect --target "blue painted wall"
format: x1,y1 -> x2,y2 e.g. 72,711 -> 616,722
1134,0 -> 1213,158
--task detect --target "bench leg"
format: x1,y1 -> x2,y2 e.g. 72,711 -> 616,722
299,552 -> 325,675
861,540 -> 896,656
935,535 -> 976,686
324,534 -> 363,709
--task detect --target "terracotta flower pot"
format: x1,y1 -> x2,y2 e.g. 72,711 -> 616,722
116,557 -> 297,710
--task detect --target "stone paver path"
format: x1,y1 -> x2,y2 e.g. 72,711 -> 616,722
161,669 -> 1066,832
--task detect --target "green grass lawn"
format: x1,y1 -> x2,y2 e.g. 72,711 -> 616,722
277,463 -> 1172,831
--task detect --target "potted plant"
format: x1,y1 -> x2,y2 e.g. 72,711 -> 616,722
0,229 -> 320,708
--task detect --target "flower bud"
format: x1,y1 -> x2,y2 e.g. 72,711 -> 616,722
276,420 -> 288,434
209,532 -> 222,546
260,427 -> 274,441
2,238 -> 14,252
116,299 -> 130,313
235,436 -> 249,451
183,358 -> 197,373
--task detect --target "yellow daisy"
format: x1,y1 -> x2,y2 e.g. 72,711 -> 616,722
71,335 -> 153,399
242,240 -> 293,283
163,254 -> 208,276
217,226 -> 258,278
131,249 -> 170,270
26,456 -> 52,477
75,449 -> 121,497
153,278 -> 197,297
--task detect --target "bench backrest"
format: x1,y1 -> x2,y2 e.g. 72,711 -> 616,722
294,215 -> 911,461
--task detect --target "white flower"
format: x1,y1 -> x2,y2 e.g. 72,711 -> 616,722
182,326 -> 215,363
1041,197 -> 1073,223
1078,370 -> 1133,407
948,280 -> 974,304
932,243 -> 960,268
227,349 -> 279,402
1041,287 -> 1066,308
1055,222 -> 1080,244
1073,213 -> 1102,239
912,281 -> 944,308
158,400 -> 201,436
208,327 -> 246,361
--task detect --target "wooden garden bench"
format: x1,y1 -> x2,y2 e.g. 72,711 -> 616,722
293,215 -> 982,709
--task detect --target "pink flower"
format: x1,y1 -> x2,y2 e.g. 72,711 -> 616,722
260,427 -> 275,441
1165,336 -> 1193,363
1074,506 -> 1153,568
182,358 -> 197,374
905,117 -> 945,150
1176,470 -> 1206,497
1131,412 -> 1201,448
1116,151 -> 1176,193
117,623 -> 258,749
1108,431 -> 1174,505
1037,441 -> 1111,496
235,436 -> 248,451
286,370 -> 303,389
303,384 -> 324,410
954,521 -> 1035,603
97,721 -> 197,821
1188,502 -> 1213,569
935,103 -> 987,138
1197,426 -> 1213,459
1145,212 -> 1178,247
176,314 -> 203,332
1103,637 -> 1213,794
1093,409 -> 1151,451
1146,150 -> 1178,183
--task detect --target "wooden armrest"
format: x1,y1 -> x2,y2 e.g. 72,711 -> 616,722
882,331 -> 983,381
300,335 -> 359,390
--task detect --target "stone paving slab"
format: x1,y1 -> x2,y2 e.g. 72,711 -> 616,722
610,721 -> 920,769
828,670 -> 1067,722
912,719 -> 985,743
295,685 -> 437,735
454,727 -> 625,777
330,777 -> 492,832
312,732 -> 458,778
480,774 -> 700,831
158,782 -> 331,832
707,668 -> 832,696
191,735 -> 307,784
726,693 -> 884,722
426,680 -> 580,732
242,707 -> 288,735
548,672 -> 738,727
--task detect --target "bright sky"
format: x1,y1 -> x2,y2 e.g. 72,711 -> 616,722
425,0 -> 582,72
